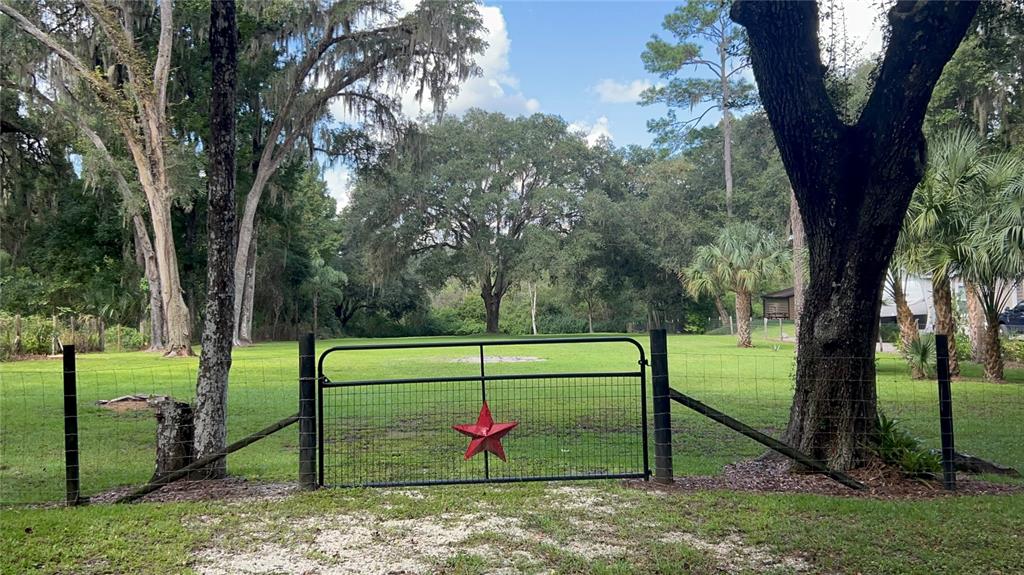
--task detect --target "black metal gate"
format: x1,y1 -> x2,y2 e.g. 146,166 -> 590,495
317,337 -> 649,487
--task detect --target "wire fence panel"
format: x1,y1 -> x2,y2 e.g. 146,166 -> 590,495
318,338 -> 649,487
0,359 -> 297,505
672,352 -> 1024,479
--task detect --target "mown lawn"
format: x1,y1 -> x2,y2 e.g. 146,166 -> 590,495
1,330 -> 1022,503
1,331 -> 1023,573
1,481 -> 1023,574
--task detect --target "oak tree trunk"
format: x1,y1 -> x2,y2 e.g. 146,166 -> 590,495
733,0 -> 978,469
483,290 -> 502,334
193,0 -> 237,479
735,290 -> 752,347
932,272 -> 960,376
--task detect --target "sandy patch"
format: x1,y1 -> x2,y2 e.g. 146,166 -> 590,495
193,506 -> 634,574
660,532 -> 811,572
95,394 -> 168,413
545,485 -> 630,515
449,355 -> 545,364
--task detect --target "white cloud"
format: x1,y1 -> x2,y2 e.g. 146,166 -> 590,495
569,116 -> 613,146
322,164 -> 353,211
402,4 -> 540,117
591,79 -> 653,104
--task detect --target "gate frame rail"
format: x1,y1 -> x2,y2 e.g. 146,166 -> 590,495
314,336 -> 650,488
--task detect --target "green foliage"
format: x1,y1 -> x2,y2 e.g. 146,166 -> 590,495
873,413 -> 942,477
905,335 -> 935,379
682,222 -> 789,300
878,323 -> 901,347
639,0 -> 756,151
105,325 -> 147,352
1003,339 -> 1024,363
427,295 -> 487,336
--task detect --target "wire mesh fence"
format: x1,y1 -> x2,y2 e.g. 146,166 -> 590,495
0,357 -> 297,505
669,352 -> 1024,479
2,333 -> 1021,505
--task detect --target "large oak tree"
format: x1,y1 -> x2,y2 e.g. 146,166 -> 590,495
731,0 -> 978,469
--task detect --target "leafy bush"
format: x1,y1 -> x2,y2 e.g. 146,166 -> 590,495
104,325 -> 148,351
873,413 -> 941,477
955,333 -> 972,362
1003,338 -> 1024,363
878,322 -> 901,346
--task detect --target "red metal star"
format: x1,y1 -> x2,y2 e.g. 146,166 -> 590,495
452,401 -> 518,461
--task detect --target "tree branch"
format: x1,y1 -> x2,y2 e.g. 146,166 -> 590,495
857,1 -> 979,155
153,0 -> 173,121
730,0 -> 843,200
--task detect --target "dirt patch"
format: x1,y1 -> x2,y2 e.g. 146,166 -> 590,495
195,512 -> 553,575
450,355 -> 545,364
630,458 -> 1024,500
95,394 -> 168,413
546,485 -> 631,515
660,532 -> 812,572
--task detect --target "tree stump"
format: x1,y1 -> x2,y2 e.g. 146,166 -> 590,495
153,398 -> 194,481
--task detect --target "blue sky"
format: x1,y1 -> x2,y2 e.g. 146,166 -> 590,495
325,0 -> 884,206
489,0 -> 677,148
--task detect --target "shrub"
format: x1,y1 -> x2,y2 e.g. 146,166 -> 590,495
873,413 -> 941,477
878,322 -> 901,346
105,325 -> 148,351
1003,338 -> 1024,363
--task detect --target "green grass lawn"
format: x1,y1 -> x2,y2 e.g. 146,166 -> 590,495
1,330 -> 1022,503
2,330 -> 1023,573
2,482 -> 1023,574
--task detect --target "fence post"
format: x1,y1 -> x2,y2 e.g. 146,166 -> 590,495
299,333 -> 317,490
62,345 -> 82,505
649,329 -> 673,484
934,334 -> 956,490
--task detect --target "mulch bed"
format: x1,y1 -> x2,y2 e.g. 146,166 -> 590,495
90,477 -> 298,504
82,459 -> 1022,505
628,459 -> 1024,500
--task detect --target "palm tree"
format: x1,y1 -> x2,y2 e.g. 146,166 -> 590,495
905,127 -> 985,376
954,152 -> 1024,381
682,223 -> 789,347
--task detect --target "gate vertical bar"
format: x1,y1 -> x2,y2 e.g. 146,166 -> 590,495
299,333 -> 317,490
479,344 -> 489,479
62,345 -> 81,505
935,334 -> 956,490
649,330 -> 673,483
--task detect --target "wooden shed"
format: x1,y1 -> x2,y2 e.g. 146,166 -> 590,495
762,287 -> 795,320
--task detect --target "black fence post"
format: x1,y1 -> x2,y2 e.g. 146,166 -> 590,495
299,333 -> 317,490
935,334 -> 957,490
649,329 -> 673,484
62,345 -> 82,505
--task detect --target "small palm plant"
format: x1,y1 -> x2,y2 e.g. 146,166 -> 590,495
904,335 -> 934,380
682,223 -> 789,347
